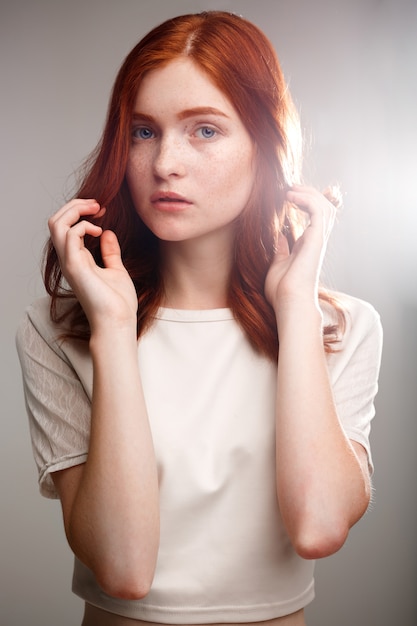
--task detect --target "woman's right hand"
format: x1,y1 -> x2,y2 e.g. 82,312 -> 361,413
48,198 -> 138,333
49,199 -> 160,596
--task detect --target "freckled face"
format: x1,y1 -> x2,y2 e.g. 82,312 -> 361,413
125,57 -> 256,246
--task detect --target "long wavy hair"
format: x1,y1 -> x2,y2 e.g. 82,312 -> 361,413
44,10 -> 344,360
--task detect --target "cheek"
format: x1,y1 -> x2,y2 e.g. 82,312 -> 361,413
226,150 -> 256,203
125,161 -> 151,222
203,157 -> 254,220
126,154 -> 147,197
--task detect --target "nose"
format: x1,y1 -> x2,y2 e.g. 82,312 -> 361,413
152,133 -> 186,179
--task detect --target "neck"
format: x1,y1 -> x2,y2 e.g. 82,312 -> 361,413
160,237 -> 234,310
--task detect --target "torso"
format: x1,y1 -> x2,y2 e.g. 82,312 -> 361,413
82,604 -> 306,626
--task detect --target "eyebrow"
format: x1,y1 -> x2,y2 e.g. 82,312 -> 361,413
131,107 -> 230,122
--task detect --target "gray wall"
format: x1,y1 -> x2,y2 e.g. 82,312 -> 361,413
1,1 -> 416,624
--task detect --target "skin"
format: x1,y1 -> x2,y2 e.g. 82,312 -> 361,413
49,57 -> 371,625
125,58 -> 256,309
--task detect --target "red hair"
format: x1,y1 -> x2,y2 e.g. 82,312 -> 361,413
44,11 -> 344,358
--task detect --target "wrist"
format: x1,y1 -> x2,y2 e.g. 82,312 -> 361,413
274,297 -> 323,333
89,323 -> 138,358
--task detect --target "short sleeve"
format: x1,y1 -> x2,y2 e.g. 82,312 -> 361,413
326,296 -> 383,474
16,300 -> 91,498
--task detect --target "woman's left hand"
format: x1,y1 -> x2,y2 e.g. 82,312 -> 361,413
264,185 -> 336,314
268,186 -> 372,558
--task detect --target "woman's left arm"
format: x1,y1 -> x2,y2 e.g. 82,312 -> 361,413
265,185 -> 373,560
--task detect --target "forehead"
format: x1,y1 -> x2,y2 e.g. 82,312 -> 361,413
133,57 -> 235,116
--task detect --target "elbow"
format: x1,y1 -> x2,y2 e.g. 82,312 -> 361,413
96,567 -> 154,600
85,547 -> 158,600
288,487 -> 371,560
101,581 -> 152,601
291,520 -> 350,560
66,524 -> 159,600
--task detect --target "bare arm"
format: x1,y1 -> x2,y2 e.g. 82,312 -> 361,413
49,199 -> 159,598
265,186 -> 371,559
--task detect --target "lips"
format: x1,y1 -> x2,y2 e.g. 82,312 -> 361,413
150,191 -> 191,204
150,190 -> 192,212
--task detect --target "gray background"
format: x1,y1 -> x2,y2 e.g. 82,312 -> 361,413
1,0 -> 416,624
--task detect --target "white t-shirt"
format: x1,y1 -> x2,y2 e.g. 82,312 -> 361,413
16,294 -> 382,623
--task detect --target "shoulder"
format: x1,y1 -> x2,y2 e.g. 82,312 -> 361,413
324,292 -> 383,376
16,296 -> 88,376
16,295 -> 75,348
338,292 -> 380,323
324,292 -> 382,345
19,295 -> 51,321
16,296 -> 54,348
16,295 -> 93,399
337,292 -> 382,346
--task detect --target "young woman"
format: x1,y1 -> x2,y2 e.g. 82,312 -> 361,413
16,11 -> 382,626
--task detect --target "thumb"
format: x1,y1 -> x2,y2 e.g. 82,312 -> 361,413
275,232 -> 290,262
100,230 -> 124,269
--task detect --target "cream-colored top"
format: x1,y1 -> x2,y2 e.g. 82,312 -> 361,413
16,294 -> 382,623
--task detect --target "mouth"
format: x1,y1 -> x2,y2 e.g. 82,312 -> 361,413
150,191 -> 191,204
150,191 -> 192,212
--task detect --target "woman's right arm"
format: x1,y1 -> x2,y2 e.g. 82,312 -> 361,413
49,199 -> 160,599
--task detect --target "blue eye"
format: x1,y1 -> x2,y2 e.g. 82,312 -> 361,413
133,126 -> 154,140
197,126 -> 216,139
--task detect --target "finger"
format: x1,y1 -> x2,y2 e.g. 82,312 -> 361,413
49,199 -> 105,252
48,198 -> 100,227
286,187 -> 336,237
275,232 -> 290,262
52,220 -> 102,283
100,230 -> 124,270
64,220 -> 103,257
287,185 -> 336,215
48,200 -> 104,248
286,186 -> 325,213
